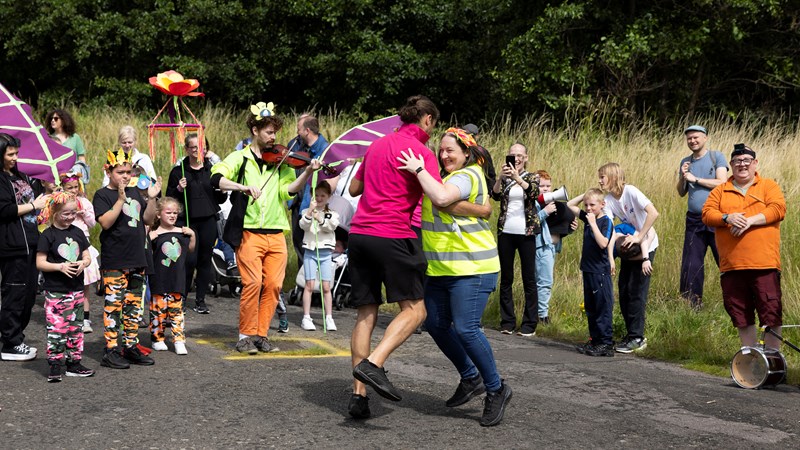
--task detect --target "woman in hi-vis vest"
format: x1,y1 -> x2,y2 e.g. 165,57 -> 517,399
397,127 -> 511,428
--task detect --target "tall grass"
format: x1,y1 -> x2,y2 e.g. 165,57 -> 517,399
60,103 -> 798,382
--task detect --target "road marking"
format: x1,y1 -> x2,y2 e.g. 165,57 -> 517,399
194,336 -> 351,360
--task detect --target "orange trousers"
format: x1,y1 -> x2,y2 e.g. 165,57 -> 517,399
236,231 -> 288,337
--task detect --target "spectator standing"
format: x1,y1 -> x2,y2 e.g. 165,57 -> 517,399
702,144 -> 786,350
676,125 -> 727,308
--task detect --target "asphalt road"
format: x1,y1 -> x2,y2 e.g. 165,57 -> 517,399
2,290 -> 799,449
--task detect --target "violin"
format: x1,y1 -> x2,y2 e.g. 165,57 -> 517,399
260,144 -> 335,176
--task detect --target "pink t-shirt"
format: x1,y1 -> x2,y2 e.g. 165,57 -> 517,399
350,123 -> 442,239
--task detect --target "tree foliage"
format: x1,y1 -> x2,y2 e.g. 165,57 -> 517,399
2,0 -> 800,121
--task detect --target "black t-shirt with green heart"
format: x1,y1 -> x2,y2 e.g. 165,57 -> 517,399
37,224 -> 90,292
150,231 -> 189,296
93,187 -> 148,270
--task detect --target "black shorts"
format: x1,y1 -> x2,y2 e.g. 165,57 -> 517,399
348,233 -> 426,307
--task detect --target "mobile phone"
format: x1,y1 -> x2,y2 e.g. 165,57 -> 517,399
505,155 -> 516,167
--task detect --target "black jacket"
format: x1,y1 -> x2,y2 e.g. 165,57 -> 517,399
0,170 -> 39,256
166,157 -> 227,224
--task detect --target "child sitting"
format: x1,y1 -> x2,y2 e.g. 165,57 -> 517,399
299,180 -> 340,331
149,197 -> 196,355
36,192 -> 95,381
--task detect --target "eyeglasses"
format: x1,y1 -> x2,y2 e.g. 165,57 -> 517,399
731,158 -> 755,166
186,146 -> 198,150
51,117 -> 61,122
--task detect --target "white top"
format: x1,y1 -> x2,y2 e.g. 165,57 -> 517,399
102,148 -> 157,187
603,184 -> 659,250
502,184 -> 526,235
333,162 -> 361,213
299,208 -> 340,250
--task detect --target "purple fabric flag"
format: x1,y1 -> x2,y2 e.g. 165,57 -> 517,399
0,83 -> 76,182
318,115 -> 403,180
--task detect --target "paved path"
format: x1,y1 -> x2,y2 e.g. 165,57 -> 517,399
2,292 -> 798,448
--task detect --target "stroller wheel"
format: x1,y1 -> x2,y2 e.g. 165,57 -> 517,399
229,283 -> 242,298
95,278 -> 105,297
288,287 -> 300,306
210,282 -> 221,297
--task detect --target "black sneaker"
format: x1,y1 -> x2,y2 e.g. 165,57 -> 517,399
101,348 -> 130,369
585,343 -> 615,357
227,264 -> 240,277
353,359 -> 402,401
47,362 -> 62,383
480,381 -> 513,427
122,345 -> 155,365
348,394 -> 371,419
445,374 -> 485,407
539,316 -> 550,325
193,300 -> 210,314
1,342 -> 37,361
66,360 -> 96,377
575,340 -> 593,354
254,337 -> 279,353
616,337 -> 647,354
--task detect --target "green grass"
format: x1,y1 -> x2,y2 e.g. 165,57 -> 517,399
60,103 -> 799,383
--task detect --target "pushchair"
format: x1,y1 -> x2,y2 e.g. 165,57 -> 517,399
287,247 -> 352,310
209,246 -> 242,297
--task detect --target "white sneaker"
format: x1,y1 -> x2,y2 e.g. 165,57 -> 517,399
325,316 -> 337,331
152,341 -> 168,351
301,317 -> 316,331
174,341 -> 188,355
82,319 -> 93,333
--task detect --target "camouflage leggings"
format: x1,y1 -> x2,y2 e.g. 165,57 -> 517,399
44,290 -> 85,362
150,293 -> 185,342
102,269 -> 145,349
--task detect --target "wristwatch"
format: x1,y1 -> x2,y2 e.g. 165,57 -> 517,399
722,214 -> 729,224
415,167 -> 424,175
642,257 -> 650,262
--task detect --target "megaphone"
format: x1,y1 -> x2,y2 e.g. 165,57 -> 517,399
537,185 -> 569,206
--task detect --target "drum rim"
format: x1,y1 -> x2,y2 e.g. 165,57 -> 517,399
730,346 -> 786,389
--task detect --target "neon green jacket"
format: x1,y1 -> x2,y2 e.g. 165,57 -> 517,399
211,146 -> 296,230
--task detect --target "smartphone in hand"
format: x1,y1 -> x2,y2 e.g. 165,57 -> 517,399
505,155 -> 516,168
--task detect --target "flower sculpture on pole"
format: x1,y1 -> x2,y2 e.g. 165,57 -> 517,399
148,70 -> 205,97
147,69 -> 205,226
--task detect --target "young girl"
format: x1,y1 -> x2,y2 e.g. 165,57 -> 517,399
299,180 -> 340,331
598,163 -> 659,354
36,192 -> 94,382
149,197 -> 195,355
61,172 -> 100,334
93,148 -> 161,369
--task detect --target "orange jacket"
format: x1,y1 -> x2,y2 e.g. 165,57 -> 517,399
702,173 -> 786,272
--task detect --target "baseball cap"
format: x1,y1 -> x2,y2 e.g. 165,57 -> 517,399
463,123 -> 480,136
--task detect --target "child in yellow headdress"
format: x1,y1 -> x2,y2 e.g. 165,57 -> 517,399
92,148 -> 162,369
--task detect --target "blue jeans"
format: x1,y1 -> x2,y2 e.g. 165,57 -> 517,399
535,245 -> 555,318
424,272 -> 501,392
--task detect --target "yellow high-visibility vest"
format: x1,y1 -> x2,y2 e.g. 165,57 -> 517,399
422,164 -> 500,276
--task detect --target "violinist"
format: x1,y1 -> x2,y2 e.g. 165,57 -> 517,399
289,115 -> 330,267
210,102 -> 320,355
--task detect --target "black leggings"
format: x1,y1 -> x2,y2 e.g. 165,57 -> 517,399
185,215 -> 218,303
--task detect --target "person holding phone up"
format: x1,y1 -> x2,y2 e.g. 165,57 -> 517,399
490,143 -> 541,336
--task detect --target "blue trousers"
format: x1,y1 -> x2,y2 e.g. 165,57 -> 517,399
536,245 -> 555,318
679,212 -> 719,306
424,273 -> 501,392
583,272 -> 614,345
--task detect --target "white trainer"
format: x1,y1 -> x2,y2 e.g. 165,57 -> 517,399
152,341 -> 168,351
82,319 -> 93,333
301,317 -> 316,331
174,341 -> 188,355
325,316 -> 337,331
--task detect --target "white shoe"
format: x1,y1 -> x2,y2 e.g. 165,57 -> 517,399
301,317 -> 316,331
82,319 -> 93,334
174,341 -> 188,355
325,316 -> 337,331
152,341 -> 169,351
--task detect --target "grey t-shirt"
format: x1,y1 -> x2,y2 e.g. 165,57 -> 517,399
679,150 -> 728,213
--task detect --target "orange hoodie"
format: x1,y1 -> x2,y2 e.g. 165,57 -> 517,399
702,173 -> 786,272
